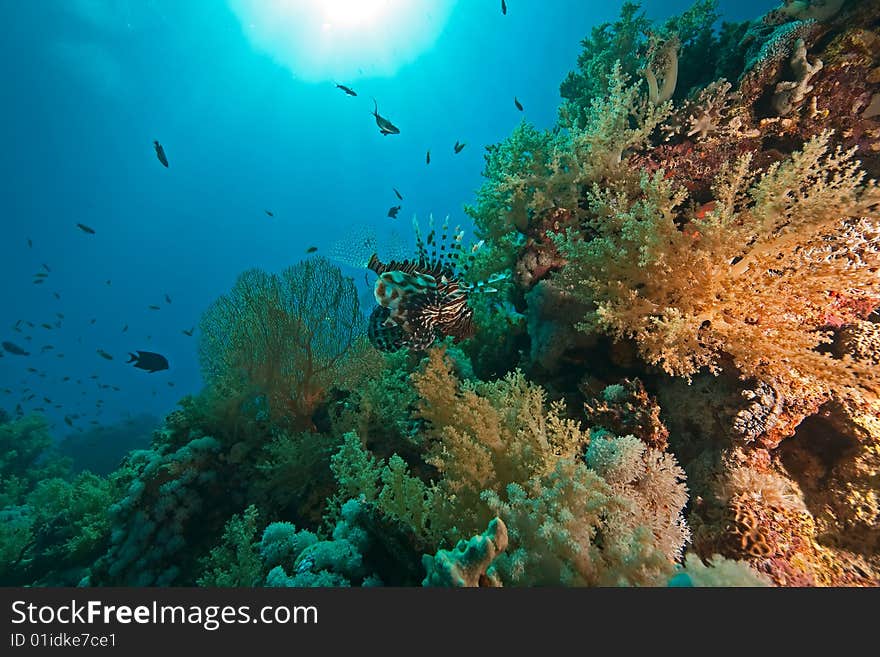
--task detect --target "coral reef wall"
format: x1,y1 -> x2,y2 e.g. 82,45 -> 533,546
2,1 -> 879,587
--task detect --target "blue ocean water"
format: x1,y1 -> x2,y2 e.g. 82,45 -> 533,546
0,0 -> 776,437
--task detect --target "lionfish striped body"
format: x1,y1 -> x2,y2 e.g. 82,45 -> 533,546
366,216 -> 503,352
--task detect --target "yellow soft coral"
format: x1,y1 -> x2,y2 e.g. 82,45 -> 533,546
556,131 -> 880,402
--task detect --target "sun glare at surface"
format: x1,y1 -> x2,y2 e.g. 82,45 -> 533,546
319,0 -> 388,26
229,0 -> 457,82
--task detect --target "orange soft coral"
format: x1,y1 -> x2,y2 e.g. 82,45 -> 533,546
556,131 -> 880,403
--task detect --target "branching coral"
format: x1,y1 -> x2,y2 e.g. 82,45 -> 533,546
199,258 -> 367,430
555,131 -> 880,403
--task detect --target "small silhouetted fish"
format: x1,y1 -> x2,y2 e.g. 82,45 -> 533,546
34,272 -> 47,278
63,376 -> 70,381
76,223 -> 96,234
112,385 -> 120,391
335,83 -> 357,96
426,150 -> 431,164
43,397 -> 51,404
388,205 -> 401,218
165,293 -> 172,304
182,327 -> 194,336
306,246 -> 318,253
122,325 -> 128,333
90,318 -> 96,325
154,140 -> 169,167
128,350 -> 169,373
42,264 -> 50,272
502,0 -> 507,15
53,292 -> 61,300
514,97 -> 523,111
33,279 -> 45,284
27,368 -> 37,373
56,313 -> 64,319
96,349 -> 114,360
371,98 -> 400,136
41,323 -> 52,330
148,305 -> 161,310
106,280 -> 111,286
64,416 -> 73,427
25,322 -> 34,328
265,210 -> 274,217
40,345 -> 53,353
27,238 -> 32,248
2,341 -> 29,356
393,188 -> 403,200
57,353 -> 64,358
167,382 -> 175,387
454,141 -> 466,154
89,374 -> 99,380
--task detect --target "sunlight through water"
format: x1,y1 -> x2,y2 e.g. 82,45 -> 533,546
229,0 -> 457,82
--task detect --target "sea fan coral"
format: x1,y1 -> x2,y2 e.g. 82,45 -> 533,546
198,258 -> 367,430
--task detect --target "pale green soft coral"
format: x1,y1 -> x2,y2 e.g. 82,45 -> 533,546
484,443 -> 689,587
329,433 -> 434,539
330,349 -> 691,586
560,0 -> 723,115
465,120 -> 566,238
467,64 -> 671,254
0,506 -> 32,579
259,522 -> 317,571
197,505 -> 263,587
199,499 -> 380,588
265,499 -> 379,587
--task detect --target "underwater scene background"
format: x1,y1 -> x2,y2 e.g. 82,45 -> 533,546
1,0 -> 878,587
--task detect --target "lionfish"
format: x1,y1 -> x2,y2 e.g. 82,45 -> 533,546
365,216 -> 507,352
